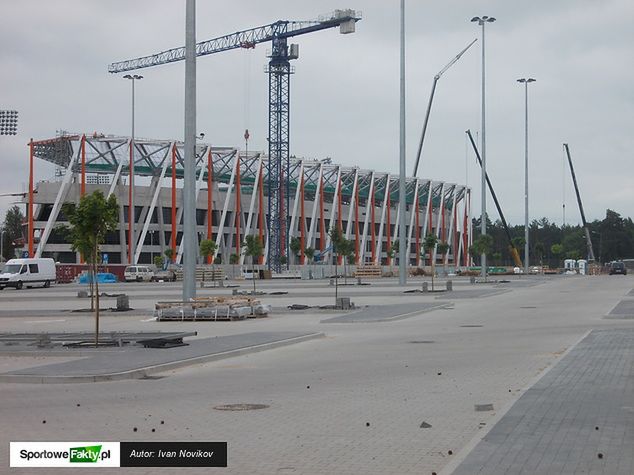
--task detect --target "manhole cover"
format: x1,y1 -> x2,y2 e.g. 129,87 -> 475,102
213,404 -> 269,411
460,325 -> 483,328
409,340 -> 435,344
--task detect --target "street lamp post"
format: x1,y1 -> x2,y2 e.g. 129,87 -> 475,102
398,0 -> 407,285
123,74 -> 143,265
471,15 -> 495,278
517,78 -> 535,275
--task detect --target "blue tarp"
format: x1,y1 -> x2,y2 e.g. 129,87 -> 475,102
78,272 -> 118,284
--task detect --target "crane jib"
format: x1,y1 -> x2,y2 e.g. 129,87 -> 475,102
108,13 -> 360,74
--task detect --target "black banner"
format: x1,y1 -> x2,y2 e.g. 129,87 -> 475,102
120,442 -> 227,467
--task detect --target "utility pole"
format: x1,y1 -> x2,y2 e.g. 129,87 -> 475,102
398,0 -> 407,285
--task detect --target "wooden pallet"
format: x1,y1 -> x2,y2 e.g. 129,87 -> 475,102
353,265 -> 382,278
174,266 -> 225,282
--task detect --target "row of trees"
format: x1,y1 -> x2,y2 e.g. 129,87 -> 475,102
471,209 -> 634,267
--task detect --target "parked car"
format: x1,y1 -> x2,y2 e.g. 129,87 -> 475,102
151,269 -> 176,282
609,261 -> 627,275
0,258 -> 56,290
124,265 -> 155,282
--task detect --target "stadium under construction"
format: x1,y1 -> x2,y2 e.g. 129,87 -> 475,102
22,133 -> 472,271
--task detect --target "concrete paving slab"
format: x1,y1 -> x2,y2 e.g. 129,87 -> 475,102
448,328 -> 634,475
0,331 -> 323,383
435,288 -> 509,300
320,302 -> 450,323
605,299 -> 634,318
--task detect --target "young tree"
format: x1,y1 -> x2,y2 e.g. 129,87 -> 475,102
62,191 -> 118,347
303,247 -> 315,278
164,248 -> 176,265
328,227 -> 346,303
387,241 -> 399,266
437,241 -> 450,276
339,239 -> 355,285
471,234 -> 494,280
290,236 -> 301,265
423,233 -> 439,290
153,255 -> 164,269
2,205 -> 25,261
243,235 -> 263,294
199,239 -> 217,264
534,242 -> 545,270
229,253 -> 239,279
200,239 -> 218,284
550,243 -> 563,267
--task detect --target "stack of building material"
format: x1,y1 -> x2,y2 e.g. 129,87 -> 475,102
154,296 -> 270,321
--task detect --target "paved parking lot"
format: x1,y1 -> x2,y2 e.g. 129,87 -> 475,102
1,274 -> 633,474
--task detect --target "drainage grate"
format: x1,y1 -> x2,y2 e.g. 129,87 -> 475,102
520,306 -> 537,309
139,375 -> 165,380
213,404 -> 269,411
409,340 -> 435,344
460,325 -> 483,328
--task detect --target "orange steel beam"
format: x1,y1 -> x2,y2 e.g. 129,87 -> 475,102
171,144 -> 176,255
463,205 -> 468,266
258,164 -> 264,264
28,139 -> 34,257
386,187 -> 391,266
337,177 -> 343,265
453,205 -> 458,264
370,186 -> 376,263
319,176 -> 325,253
299,174 -> 305,264
428,199 -> 433,265
207,148 -> 213,264
354,186 -> 359,265
441,201 -> 446,243
80,135 -> 86,197
415,198 -> 420,266
235,155 -> 241,256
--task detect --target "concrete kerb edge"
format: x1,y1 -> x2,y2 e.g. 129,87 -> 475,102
320,302 -> 453,323
0,332 -> 325,384
437,328 -> 593,475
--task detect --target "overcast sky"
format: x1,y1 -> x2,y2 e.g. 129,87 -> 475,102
1,0 -> 632,226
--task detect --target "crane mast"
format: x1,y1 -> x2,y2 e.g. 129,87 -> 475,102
563,143 -> 595,261
108,10 -> 360,272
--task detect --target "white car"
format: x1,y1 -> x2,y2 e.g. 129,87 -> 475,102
124,265 -> 155,282
0,258 -> 56,290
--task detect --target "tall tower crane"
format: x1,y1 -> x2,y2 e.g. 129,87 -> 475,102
109,9 -> 361,272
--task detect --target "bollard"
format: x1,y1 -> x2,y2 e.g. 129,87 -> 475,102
422,282 -> 429,292
470,276 -> 476,284
329,278 -> 334,286
446,280 -> 453,291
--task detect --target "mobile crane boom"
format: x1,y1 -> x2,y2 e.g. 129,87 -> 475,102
467,130 -> 523,267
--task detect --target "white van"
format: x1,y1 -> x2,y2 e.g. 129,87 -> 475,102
0,258 -> 56,290
124,265 -> 155,282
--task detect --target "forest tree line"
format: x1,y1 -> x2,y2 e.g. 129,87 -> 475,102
472,209 -> 634,268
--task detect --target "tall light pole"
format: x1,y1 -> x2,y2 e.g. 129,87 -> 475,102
398,0 -> 407,285
471,15 -> 495,278
123,74 -> 143,264
517,78 -> 535,274
182,0 -> 197,300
